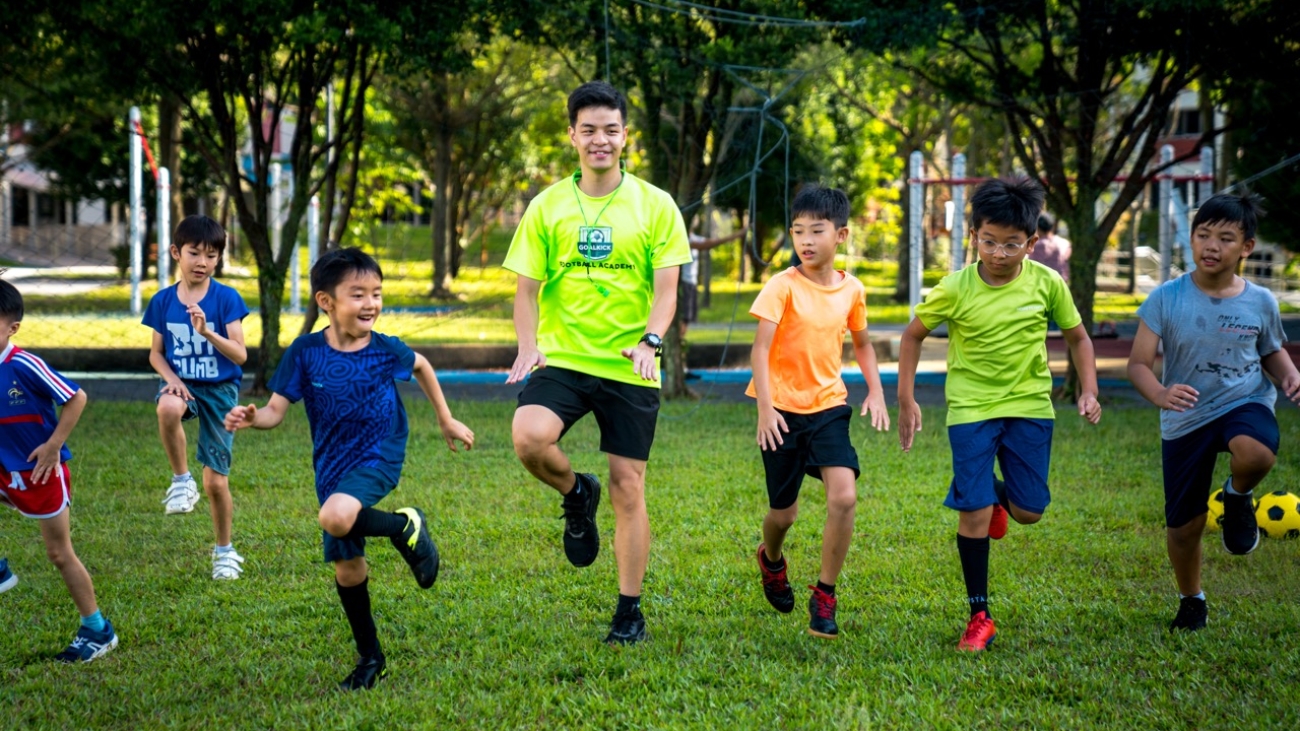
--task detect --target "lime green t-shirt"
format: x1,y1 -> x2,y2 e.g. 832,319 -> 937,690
914,260 -> 1082,425
503,171 -> 692,387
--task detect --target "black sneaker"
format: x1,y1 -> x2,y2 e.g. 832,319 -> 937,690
391,507 -> 440,589
604,608 -> 647,645
561,473 -> 601,567
807,585 -> 839,639
756,544 -> 795,613
1220,484 -> 1260,556
339,652 -> 387,691
1169,596 -> 1208,632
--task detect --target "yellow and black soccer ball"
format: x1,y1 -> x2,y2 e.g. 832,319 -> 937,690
1255,490 -> 1300,540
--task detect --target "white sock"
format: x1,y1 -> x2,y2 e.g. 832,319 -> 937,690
1224,477 -> 1250,496
1181,591 -> 1205,601
215,544 -> 234,554
173,472 -> 192,483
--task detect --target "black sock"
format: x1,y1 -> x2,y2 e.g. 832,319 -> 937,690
993,479 -> 1011,512
337,578 -> 381,658
346,508 -> 408,540
816,580 -> 836,597
616,593 -> 641,616
761,550 -> 784,571
957,533 -> 990,617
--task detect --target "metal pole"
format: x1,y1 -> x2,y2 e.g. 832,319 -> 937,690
157,167 -> 171,287
308,194 -> 320,275
1198,146 -> 1214,206
1158,145 -> 1173,283
130,106 -> 143,315
951,153 -> 967,271
271,163 -> 284,311
288,176 -> 300,314
908,150 -> 924,313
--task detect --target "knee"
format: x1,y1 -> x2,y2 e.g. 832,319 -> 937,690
767,506 -> 798,531
157,398 -> 186,424
1011,508 -> 1043,525
45,543 -> 74,569
204,472 -> 229,497
318,504 -> 354,538
607,476 -> 646,515
334,558 -> 367,586
511,427 -> 549,465
825,486 -> 858,515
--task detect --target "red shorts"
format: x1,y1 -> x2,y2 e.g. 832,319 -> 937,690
2,463 -> 72,519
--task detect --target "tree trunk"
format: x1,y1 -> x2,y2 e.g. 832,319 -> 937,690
430,93 -> 454,298
253,261 -> 287,396
893,168 -> 911,303
157,97 -> 183,255
1062,197 -> 1101,400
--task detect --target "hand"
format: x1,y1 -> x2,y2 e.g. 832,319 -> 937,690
160,379 -> 194,402
506,348 -> 546,385
224,403 -> 257,432
621,342 -> 659,382
1282,373 -> 1300,406
1077,392 -> 1102,424
26,441 -> 62,484
1155,383 -> 1198,412
860,392 -> 890,432
439,418 -> 476,452
898,400 -> 922,452
187,304 -> 209,336
756,406 -> 788,451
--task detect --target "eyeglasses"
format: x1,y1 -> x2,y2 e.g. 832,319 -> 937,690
974,238 -> 1028,255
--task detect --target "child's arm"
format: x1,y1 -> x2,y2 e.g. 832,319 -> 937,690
150,330 -> 194,402
413,353 -> 475,451
506,275 -> 545,385
751,319 -> 788,451
1126,320 -> 1198,411
188,304 -> 248,366
850,327 -> 889,432
1062,324 -> 1102,424
1262,348 -> 1300,406
224,394 -> 292,432
896,318 -> 930,452
28,388 -> 87,484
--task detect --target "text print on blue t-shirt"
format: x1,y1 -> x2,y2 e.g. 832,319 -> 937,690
166,322 -> 221,379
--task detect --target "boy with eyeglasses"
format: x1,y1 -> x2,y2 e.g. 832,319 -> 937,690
896,177 -> 1102,652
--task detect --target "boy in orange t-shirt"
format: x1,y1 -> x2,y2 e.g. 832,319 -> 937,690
746,185 -> 889,638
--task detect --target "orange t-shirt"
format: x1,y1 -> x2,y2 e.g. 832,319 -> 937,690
745,267 -> 868,414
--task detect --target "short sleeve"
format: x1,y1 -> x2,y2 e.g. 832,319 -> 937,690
1257,290 -> 1285,357
649,193 -> 691,270
221,284 -> 250,325
268,339 -> 306,403
914,274 -> 954,330
847,282 -> 868,332
380,334 -> 416,383
1136,285 -> 1165,339
14,352 -> 79,405
141,288 -> 168,333
1048,274 -> 1082,330
749,274 -> 790,325
503,200 -> 550,281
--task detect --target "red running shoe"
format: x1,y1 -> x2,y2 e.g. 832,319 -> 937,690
756,545 -> 795,613
957,611 -> 997,651
989,503 -> 1008,540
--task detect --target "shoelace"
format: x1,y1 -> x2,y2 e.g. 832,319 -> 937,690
164,484 -> 194,502
809,587 -> 837,618
761,562 -> 789,590
963,615 -> 994,641
560,495 -> 590,537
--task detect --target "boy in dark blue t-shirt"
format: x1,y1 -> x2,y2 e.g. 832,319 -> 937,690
142,215 -> 250,581
224,248 -> 474,691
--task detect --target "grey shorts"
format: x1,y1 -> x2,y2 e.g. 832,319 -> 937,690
156,380 -> 240,476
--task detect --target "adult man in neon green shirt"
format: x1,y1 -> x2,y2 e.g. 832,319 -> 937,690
504,81 -> 691,645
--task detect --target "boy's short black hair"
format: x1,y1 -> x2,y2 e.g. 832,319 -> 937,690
174,215 -> 227,255
1192,193 -> 1263,241
0,279 -> 23,322
568,82 -> 627,126
969,177 -> 1045,236
1037,212 -> 1056,234
790,184 -> 851,228
311,247 -> 383,296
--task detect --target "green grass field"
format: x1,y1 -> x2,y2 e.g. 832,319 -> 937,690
2,401 -> 1299,729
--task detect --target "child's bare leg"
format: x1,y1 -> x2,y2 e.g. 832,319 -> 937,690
762,504 -> 797,561
335,555 -> 368,587
319,493 -> 364,538
1227,435 -> 1276,493
204,467 -> 233,545
818,466 -> 857,586
958,506 -> 993,538
1166,515 -> 1206,596
39,508 -> 98,617
156,395 -> 190,475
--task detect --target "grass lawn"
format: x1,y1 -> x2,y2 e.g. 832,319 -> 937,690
3,401 -> 1299,728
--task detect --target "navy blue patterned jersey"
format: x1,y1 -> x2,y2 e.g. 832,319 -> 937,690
269,330 -> 416,499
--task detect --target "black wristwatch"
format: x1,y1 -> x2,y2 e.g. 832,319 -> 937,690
639,332 -> 663,355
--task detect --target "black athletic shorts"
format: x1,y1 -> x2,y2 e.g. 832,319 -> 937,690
1161,402 -> 1280,528
761,404 -> 860,510
517,366 -> 661,461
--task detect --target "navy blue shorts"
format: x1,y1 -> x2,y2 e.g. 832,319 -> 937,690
321,466 -> 399,563
1162,403 -> 1280,528
945,418 -> 1054,514
517,366 -> 660,462
760,404 -> 860,510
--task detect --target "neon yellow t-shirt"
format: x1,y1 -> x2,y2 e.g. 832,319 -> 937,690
503,171 -> 692,387
914,260 -> 1081,425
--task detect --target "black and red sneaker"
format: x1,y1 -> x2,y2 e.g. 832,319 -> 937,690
807,585 -> 839,638
756,545 -> 795,613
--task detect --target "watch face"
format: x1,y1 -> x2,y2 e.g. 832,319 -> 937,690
644,334 -> 662,348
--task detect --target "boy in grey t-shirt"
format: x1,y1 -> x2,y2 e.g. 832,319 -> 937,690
1128,194 -> 1300,633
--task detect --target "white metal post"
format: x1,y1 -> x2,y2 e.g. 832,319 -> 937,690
130,106 -> 143,315
270,163 -> 286,311
1158,145 -> 1173,283
308,194 -> 320,275
157,167 -> 170,287
951,153 -> 967,271
908,151 -> 924,313
287,177 -> 300,314
1198,146 -> 1214,205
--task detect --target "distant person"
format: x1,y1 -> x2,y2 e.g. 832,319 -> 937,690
142,215 -> 250,580
681,225 -> 748,339
504,81 -> 692,645
0,279 -> 118,662
1127,194 -> 1300,632
225,248 -> 475,690
896,178 -> 1101,652
747,185 -> 889,639
1029,212 -> 1072,281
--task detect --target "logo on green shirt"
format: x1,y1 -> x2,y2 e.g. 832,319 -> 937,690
577,226 -> 614,261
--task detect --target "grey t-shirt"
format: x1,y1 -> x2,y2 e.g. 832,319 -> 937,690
1136,274 -> 1284,440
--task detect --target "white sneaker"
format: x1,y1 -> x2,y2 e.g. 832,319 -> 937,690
212,549 -> 245,580
162,478 -> 200,515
